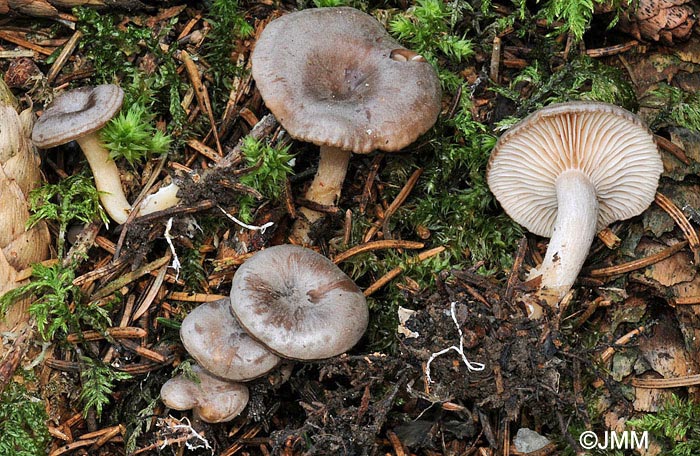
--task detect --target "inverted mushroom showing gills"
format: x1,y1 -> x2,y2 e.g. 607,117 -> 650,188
180,297 -> 281,381
251,7 -> 441,244
230,244 -> 368,360
32,84 -> 180,224
487,101 -> 662,311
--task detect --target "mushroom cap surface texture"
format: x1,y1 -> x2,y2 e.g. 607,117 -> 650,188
251,7 -> 441,154
487,101 -> 663,237
31,84 -> 124,148
230,244 -> 368,360
160,365 -> 249,423
180,297 -> 281,381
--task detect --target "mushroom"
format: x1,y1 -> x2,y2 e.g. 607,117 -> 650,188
160,364 -> 249,423
251,7 -> 441,244
180,297 -> 281,381
31,84 -> 180,224
487,101 -> 662,311
230,244 -> 368,360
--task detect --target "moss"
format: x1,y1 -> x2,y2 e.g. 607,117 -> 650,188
0,381 -> 50,456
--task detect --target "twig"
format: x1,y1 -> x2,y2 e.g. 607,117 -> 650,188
599,325 -> 645,363
333,240 -> 424,264
587,241 -> 688,277
585,40 -> 638,57
66,327 -> 147,344
359,154 -> 383,213
364,168 -> 423,242
632,374 -> 700,388
655,192 -> 700,264
655,134 -> 690,165
364,246 -> 445,296
180,50 -> 222,155
47,30 -> 82,83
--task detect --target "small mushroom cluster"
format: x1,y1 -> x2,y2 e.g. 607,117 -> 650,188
161,245 -> 368,422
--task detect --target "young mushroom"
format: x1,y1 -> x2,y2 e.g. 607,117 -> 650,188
251,7 -> 442,244
32,84 -> 180,224
180,297 -> 281,381
487,101 -> 662,313
230,244 -> 368,360
160,364 -> 249,423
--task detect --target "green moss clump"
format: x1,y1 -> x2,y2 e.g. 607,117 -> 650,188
0,381 -> 50,456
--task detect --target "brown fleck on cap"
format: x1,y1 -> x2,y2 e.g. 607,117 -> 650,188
180,298 -> 280,381
252,7 -> 441,154
230,244 -> 368,360
32,84 -> 124,148
160,365 -> 249,423
487,101 -> 662,237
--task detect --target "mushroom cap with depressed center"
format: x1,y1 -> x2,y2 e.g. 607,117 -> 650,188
230,244 -> 368,360
251,7 -> 442,154
160,365 -> 249,423
31,84 -> 124,148
487,101 -> 663,237
180,298 -> 281,381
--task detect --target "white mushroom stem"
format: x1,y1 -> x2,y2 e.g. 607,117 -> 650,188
530,169 -> 598,307
76,131 -> 132,224
76,131 -> 180,224
291,145 -> 351,244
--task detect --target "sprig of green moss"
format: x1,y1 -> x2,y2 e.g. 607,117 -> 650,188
79,357 -> 132,419
100,103 -> 172,167
0,381 -> 50,456
643,83 -> 700,132
0,262 -> 112,341
27,173 -> 108,258
237,136 -> 295,222
202,0 -> 254,116
629,395 -> 700,456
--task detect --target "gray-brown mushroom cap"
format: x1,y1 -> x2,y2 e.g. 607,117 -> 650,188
160,365 -> 249,423
230,245 -> 368,360
31,84 -> 124,148
251,7 -> 442,154
180,298 -> 281,381
487,101 -> 663,237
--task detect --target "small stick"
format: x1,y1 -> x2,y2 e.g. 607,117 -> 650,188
131,258 -> 169,322
343,209 -> 352,246
672,296 -> 700,305
655,192 -> 700,264
46,30 -> 82,83
588,241 -> 688,277
364,168 -> 423,242
599,325 -> 645,363
490,36 -> 501,83
187,139 -> 221,163
66,327 -> 147,344
632,374 -> 700,388
180,50 -> 222,155
504,237 -> 527,302
364,246 -> 445,296
89,254 -> 171,300
333,240 -> 424,264
597,227 -> 621,249
167,292 -> 227,302
0,31 -> 54,55
359,154 -> 383,213
655,134 -> 691,165
585,40 -> 638,57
